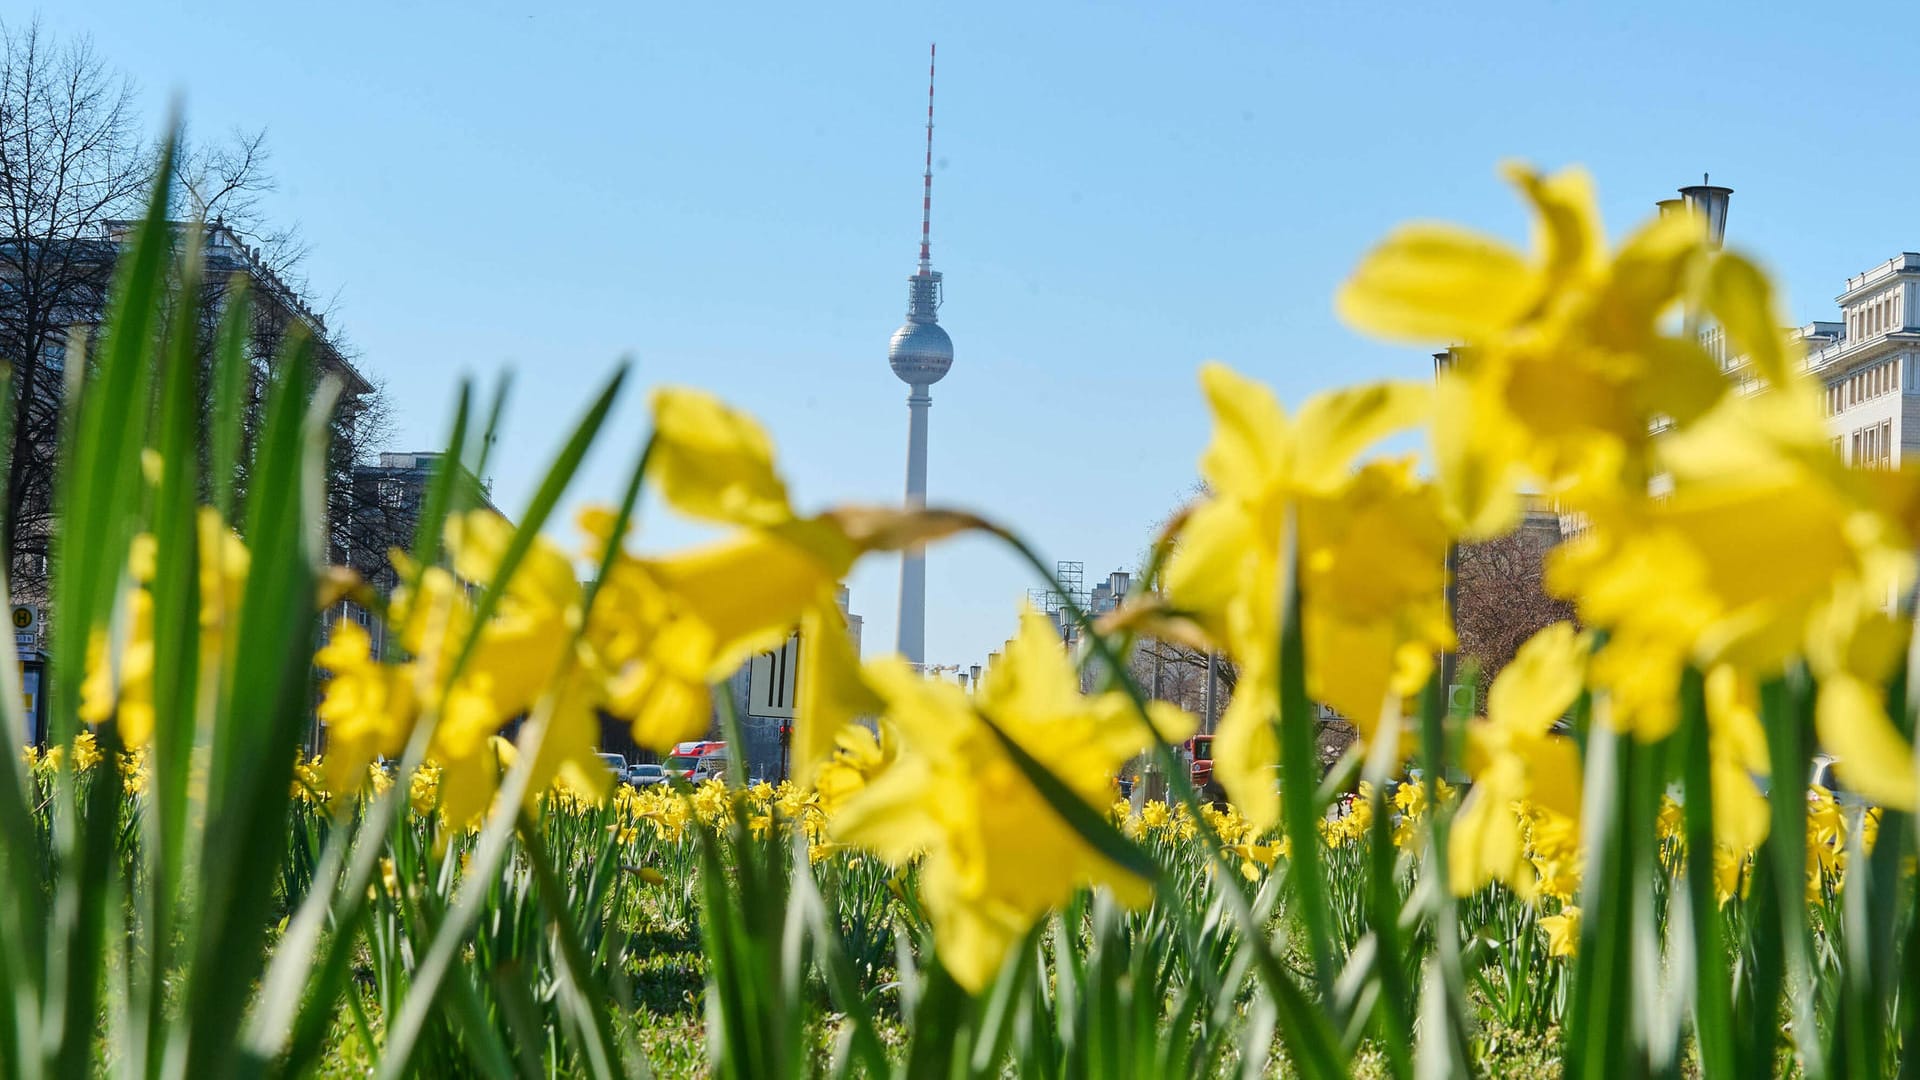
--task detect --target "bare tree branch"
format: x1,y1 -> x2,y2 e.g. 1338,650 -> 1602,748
1454,522 -> 1575,693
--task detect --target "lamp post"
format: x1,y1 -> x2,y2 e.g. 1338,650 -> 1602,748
1674,174 -> 1733,249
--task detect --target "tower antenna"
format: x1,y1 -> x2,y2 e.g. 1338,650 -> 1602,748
919,43 -> 935,276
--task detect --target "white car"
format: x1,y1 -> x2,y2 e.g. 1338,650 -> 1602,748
628,763 -> 667,788
596,753 -> 628,780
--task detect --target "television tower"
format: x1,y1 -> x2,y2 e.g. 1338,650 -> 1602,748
887,43 -> 953,669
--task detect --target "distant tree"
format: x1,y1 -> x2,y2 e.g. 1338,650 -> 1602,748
0,21 -> 149,590
1129,636 -> 1229,716
0,20 -> 402,602
1453,525 -> 1575,695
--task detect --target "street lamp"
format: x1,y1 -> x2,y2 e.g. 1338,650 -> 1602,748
1677,174 -> 1733,249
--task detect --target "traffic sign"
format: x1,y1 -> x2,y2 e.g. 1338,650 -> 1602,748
11,605 -> 38,654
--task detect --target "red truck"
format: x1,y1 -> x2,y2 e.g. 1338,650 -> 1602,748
665,740 -> 727,781
1186,734 -> 1214,788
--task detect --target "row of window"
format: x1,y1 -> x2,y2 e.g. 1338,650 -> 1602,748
1851,290 -> 1904,341
1844,420 -> 1896,468
1827,356 -> 1902,415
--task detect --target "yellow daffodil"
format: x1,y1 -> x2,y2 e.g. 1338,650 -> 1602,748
815,721 -> 894,818
1338,163 -> 1734,520
588,389 -> 968,784
1450,622 -> 1587,896
79,509 -> 250,749
1538,905 -> 1580,958
1550,388 -> 1920,750
1526,808 -> 1582,902
831,608 -> 1195,991
1165,363 -> 1437,829
315,510 -> 612,823
313,620 -> 415,798
582,509 -> 855,762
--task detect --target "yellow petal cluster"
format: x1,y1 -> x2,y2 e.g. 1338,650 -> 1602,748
80,508 -> 250,748
831,609 -> 1195,991
1449,623 -> 1586,896
315,508 -> 612,823
314,387 -> 966,821
1338,163 -> 1732,524
1335,161 -> 1920,834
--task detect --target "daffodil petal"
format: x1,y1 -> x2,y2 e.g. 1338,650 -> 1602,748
1335,223 -> 1535,344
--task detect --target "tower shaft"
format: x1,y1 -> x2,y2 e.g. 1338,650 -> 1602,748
896,386 -> 932,665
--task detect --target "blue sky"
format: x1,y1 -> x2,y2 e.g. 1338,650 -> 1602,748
36,0 -> 1920,666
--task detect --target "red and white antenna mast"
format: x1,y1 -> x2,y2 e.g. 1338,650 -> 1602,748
918,43 -> 936,277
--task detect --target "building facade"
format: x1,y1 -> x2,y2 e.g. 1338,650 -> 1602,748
338,450 -> 503,659
1711,252 -> 1920,465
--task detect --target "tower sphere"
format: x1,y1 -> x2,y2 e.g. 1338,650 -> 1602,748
889,318 -> 953,385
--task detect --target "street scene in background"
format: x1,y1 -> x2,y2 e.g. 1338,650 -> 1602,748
4,4 -> 1920,1076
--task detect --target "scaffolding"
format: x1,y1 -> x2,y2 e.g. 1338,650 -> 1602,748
1025,560 -> 1087,630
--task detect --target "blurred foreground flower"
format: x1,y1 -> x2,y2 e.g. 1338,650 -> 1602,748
1163,362 -> 1441,828
832,608 -> 1194,990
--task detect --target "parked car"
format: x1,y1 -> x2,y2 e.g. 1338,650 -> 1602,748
692,752 -> 731,783
628,763 -> 666,788
596,752 -> 628,780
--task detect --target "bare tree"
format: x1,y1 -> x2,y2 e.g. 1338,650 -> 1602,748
1453,525 -> 1575,693
1128,637 -> 1229,713
179,124 -> 311,288
0,22 -> 405,605
0,20 -> 149,592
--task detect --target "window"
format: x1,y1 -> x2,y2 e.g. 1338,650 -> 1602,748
1883,420 -> 1895,467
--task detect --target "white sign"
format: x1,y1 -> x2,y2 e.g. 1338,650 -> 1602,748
747,633 -> 800,720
